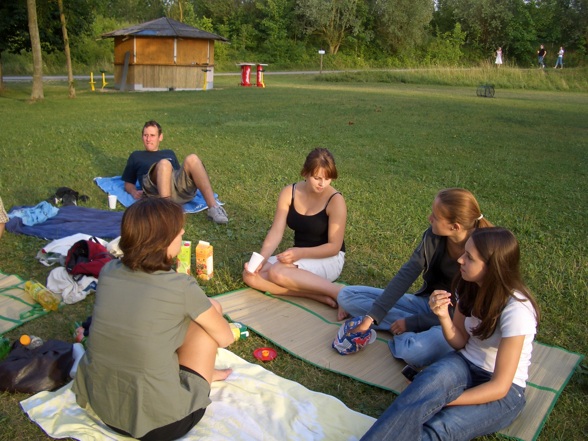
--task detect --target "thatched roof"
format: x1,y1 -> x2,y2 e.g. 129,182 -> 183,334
101,17 -> 228,42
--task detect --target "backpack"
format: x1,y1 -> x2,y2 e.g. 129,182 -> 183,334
0,339 -> 74,394
65,237 -> 113,279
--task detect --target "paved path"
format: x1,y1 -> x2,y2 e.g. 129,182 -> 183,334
3,71 -> 337,83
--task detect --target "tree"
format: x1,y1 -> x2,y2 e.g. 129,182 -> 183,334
27,0 -> 44,101
57,0 -> 75,98
528,0 -> 588,52
370,0 -> 434,54
435,0 -> 538,64
296,0 -> 363,54
426,22 -> 466,65
94,0 -> 165,22
0,0 -> 28,90
165,0 -> 196,25
193,0 -> 260,53
256,0 -> 300,62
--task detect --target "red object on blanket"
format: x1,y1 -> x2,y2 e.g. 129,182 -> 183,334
65,237 -> 113,279
253,347 -> 277,362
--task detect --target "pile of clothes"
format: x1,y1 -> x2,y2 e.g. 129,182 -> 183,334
36,234 -> 122,304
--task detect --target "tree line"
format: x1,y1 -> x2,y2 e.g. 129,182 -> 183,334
1,0 -> 586,82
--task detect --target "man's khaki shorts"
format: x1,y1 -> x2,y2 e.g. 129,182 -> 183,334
142,163 -> 198,204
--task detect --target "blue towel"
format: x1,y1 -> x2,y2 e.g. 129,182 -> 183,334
6,205 -> 123,239
94,176 -> 221,213
8,201 -> 59,226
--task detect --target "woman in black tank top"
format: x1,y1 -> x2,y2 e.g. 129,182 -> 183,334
243,148 -> 348,314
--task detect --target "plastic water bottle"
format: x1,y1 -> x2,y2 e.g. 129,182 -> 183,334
20,334 -> 44,349
24,280 -> 60,311
0,337 -> 10,360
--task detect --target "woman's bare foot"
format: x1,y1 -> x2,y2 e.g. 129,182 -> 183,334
337,305 -> 350,321
212,368 -> 233,382
320,295 -> 338,308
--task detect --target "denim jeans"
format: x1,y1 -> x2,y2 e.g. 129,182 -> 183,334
360,352 -> 526,441
555,56 -> 563,68
538,56 -> 545,67
337,286 -> 454,367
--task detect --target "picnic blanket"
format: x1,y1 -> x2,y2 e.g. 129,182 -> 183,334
6,205 -> 122,240
21,348 -> 375,441
0,272 -> 48,335
214,288 -> 584,441
94,176 -> 222,214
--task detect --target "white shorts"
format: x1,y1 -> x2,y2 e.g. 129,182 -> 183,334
268,251 -> 345,282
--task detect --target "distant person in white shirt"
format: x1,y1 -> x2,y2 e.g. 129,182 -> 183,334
554,47 -> 564,68
495,47 -> 503,67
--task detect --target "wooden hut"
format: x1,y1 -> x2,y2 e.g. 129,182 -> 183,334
101,17 -> 228,91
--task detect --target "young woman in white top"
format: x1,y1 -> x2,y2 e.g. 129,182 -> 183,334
360,227 -> 540,441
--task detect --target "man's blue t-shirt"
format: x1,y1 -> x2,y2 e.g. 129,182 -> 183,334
121,150 -> 180,188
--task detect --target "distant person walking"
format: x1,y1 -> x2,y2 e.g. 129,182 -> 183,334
537,45 -> 547,68
554,47 -> 564,68
495,47 -> 503,67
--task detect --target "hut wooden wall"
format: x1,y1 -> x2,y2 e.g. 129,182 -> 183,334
114,38 -> 134,64
112,37 -> 215,90
113,65 -> 211,90
113,37 -> 213,65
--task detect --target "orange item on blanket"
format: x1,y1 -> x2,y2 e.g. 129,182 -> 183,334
196,241 -> 213,280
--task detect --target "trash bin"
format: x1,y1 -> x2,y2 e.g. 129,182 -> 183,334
237,63 -> 256,87
476,84 -> 495,98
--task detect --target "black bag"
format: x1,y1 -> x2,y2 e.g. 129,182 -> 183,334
0,339 -> 74,393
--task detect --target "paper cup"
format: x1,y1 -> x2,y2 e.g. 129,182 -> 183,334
247,252 -> 264,273
108,194 -> 117,210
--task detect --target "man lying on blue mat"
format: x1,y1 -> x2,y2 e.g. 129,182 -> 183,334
122,120 -> 229,224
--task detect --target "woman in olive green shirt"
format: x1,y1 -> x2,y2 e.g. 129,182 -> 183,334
73,197 -> 234,441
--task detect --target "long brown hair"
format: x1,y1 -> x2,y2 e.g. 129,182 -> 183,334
436,188 -> 493,230
300,148 -> 338,180
120,198 -> 185,272
455,227 -> 540,339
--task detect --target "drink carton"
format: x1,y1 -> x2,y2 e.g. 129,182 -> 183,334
176,241 -> 192,275
196,240 -> 213,280
229,322 -> 249,341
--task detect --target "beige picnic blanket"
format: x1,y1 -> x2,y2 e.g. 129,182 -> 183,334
21,348 -> 374,440
0,272 -> 48,335
214,288 -> 584,441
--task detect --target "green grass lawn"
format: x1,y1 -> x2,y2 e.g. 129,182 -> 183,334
0,72 -> 587,440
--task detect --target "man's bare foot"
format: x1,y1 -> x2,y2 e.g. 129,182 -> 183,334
337,305 -> 350,321
212,368 -> 233,382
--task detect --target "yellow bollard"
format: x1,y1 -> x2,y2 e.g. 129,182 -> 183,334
89,72 -> 96,91
100,70 -> 108,90
202,68 -> 210,91
256,64 -> 268,88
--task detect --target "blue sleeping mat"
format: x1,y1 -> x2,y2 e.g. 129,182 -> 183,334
6,205 -> 123,239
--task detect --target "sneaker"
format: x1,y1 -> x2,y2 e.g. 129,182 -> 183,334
207,205 -> 229,224
401,365 -> 421,382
